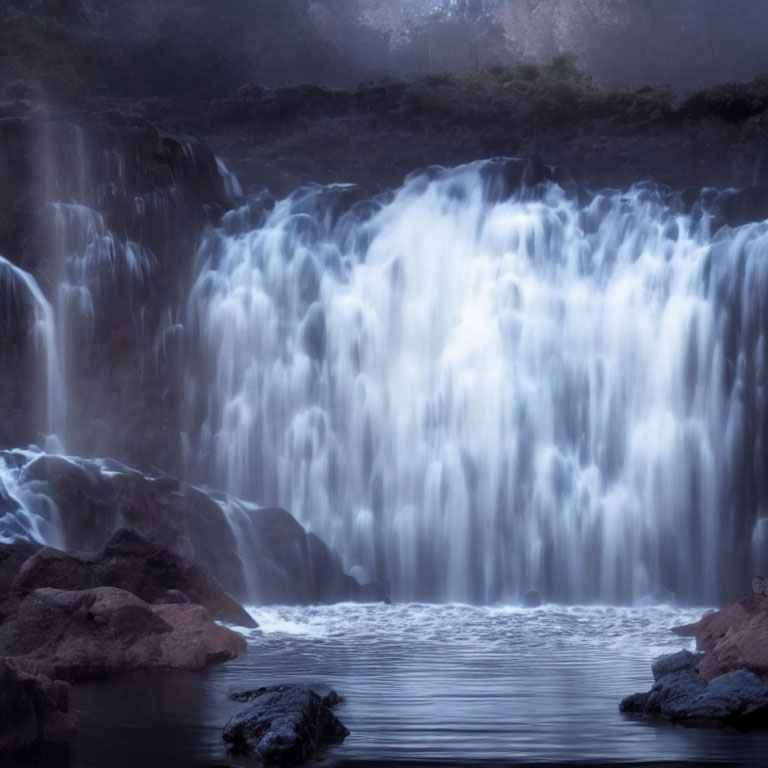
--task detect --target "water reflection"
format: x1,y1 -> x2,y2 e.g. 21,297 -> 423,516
71,604 -> 768,767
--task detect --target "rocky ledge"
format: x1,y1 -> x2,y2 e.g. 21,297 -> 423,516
672,576 -> 768,681
1,526 -> 251,686
0,585 -> 246,682
1,450 -> 389,605
621,577 -> 768,727
0,567 -> 246,762
0,451 -> 389,760
621,650 -> 768,726
11,528 -> 256,628
223,685 -> 349,765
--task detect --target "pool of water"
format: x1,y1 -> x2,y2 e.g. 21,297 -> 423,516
70,603 -> 768,767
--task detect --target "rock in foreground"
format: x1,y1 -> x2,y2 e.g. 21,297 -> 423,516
13,528 -> 256,627
0,586 -> 246,681
0,658 -> 76,763
223,685 -> 348,764
621,649 -> 768,727
672,576 -> 768,681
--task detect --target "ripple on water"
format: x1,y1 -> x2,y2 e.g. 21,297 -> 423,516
72,604 -> 768,767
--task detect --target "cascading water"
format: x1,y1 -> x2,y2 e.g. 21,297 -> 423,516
0,255 -> 64,442
185,160 -> 768,604
0,450 -> 63,547
44,201 -> 155,446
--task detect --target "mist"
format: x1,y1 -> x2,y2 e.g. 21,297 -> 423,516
86,0 -> 768,91
3,0 -> 768,101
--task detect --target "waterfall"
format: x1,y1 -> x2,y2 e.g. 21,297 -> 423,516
45,201 -> 155,447
0,256 -> 64,443
184,160 -> 768,604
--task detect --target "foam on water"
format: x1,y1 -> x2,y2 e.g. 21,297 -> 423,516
73,602 -> 768,767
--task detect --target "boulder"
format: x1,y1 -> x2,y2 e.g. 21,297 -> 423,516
15,453 -> 387,606
620,650 -> 768,727
651,649 -> 703,681
0,658 -> 76,762
223,685 -> 348,765
0,586 -> 246,681
0,539 -> 41,595
245,507 -> 388,604
20,455 -> 249,599
671,583 -> 768,681
697,609 -> 768,681
13,528 -> 256,627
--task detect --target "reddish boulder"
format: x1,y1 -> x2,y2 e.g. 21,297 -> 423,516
1,586 -> 246,682
672,578 -> 768,682
13,528 -> 256,627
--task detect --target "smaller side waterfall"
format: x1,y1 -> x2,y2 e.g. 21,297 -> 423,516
44,202 -> 156,447
0,114 -> 232,464
0,256 -> 64,443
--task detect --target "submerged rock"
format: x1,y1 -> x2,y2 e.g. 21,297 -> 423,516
0,586 -> 246,681
620,650 -> 768,726
223,685 -> 349,764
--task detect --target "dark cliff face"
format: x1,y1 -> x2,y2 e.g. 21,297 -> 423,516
3,67 -> 768,470
0,102 -> 229,469
196,68 -> 768,196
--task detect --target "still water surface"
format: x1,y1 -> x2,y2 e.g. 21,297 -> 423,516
71,604 -> 768,767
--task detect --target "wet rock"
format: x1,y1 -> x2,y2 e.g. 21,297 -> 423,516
0,540 -> 41,595
0,111 -> 230,466
15,453 -> 378,606
651,650 -> 702,681
13,528 -> 256,627
0,586 -> 246,681
620,650 -> 768,726
19,455 -> 242,589
223,685 -> 349,764
673,585 -> 768,681
753,576 -> 768,597
697,607 -> 768,681
152,588 -> 191,605
0,658 -> 76,762
245,507 -> 385,604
